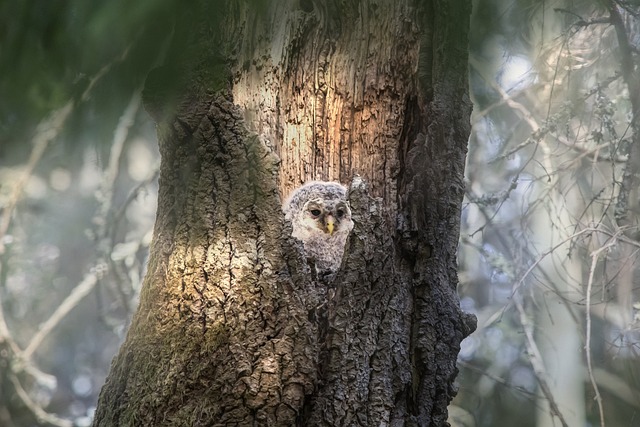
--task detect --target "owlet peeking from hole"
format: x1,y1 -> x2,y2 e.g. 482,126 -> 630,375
283,181 -> 354,275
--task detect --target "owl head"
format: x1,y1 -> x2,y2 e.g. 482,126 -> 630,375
283,181 -> 354,274
299,197 -> 352,236
283,181 -> 354,240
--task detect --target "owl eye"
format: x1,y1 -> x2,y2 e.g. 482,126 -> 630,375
310,209 -> 321,217
336,209 -> 344,218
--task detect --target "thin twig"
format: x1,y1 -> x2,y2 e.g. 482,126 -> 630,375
9,374 -> 73,427
504,228 -> 593,314
0,45 -> 133,257
0,295 -> 21,355
23,269 -> 101,360
513,297 -> 569,427
0,102 -> 73,256
79,44 -> 131,102
606,1 -> 640,227
585,239 -> 618,427
458,360 -> 538,399
470,57 -> 626,164
0,44 -> 135,427
113,165 -> 160,226
99,89 -> 143,318
22,89 -> 143,360
96,89 -> 142,232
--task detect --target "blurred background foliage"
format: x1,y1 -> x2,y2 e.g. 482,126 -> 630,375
0,0 -> 182,142
456,1 -> 640,426
0,0 -> 639,426
0,1 -> 171,425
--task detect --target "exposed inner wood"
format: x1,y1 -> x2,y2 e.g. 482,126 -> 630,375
231,1 -> 418,210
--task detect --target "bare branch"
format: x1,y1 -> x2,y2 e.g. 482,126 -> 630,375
97,89 -> 142,229
0,41 -> 137,427
21,90 -> 141,360
585,240 -> 617,427
0,45 -> 133,257
554,8 -> 610,27
470,57 -> 626,165
513,297 -> 569,427
0,45 -> 138,376
606,1 -> 640,229
9,374 -> 73,427
0,102 -> 73,256
592,367 -> 640,407
23,268 -> 102,360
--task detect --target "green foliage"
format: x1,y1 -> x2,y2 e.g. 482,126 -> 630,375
0,0 -> 273,146
0,0 -> 178,145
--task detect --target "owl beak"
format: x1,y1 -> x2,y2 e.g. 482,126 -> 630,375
326,216 -> 335,235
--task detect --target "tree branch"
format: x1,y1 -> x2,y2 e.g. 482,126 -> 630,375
585,240 -> 618,427
9,374 -> 72,427
513,297 -> 570,427
23,268 -> 101,359
606,1 -> 640,230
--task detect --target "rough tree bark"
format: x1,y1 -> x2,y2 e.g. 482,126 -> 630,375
93,1 -> 475,426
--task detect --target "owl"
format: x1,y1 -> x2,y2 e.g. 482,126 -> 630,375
283,181 -> 354,275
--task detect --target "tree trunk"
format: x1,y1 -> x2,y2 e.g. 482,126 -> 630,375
93,1 -> 475,426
